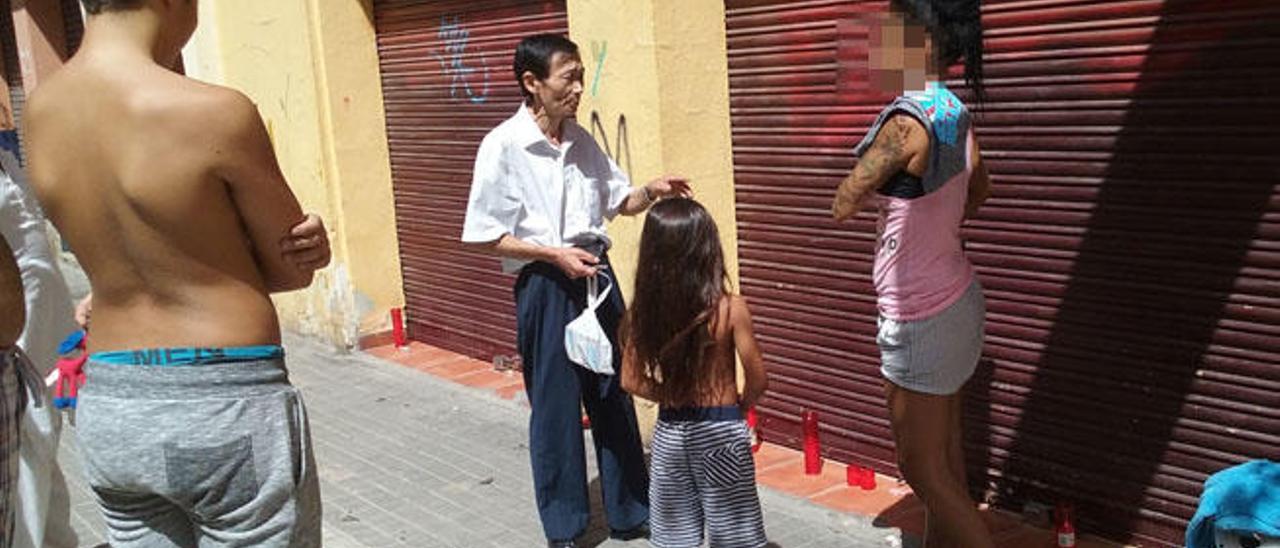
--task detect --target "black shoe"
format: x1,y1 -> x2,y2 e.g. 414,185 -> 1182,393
547,541 -> 577,548
610,521 -> 650,541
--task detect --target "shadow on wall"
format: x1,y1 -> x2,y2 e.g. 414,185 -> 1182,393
589,110 -> 632,178
970,2 -> 1280,545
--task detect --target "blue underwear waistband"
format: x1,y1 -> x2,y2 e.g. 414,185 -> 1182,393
659,406 -> 743,423
89,345 -> 284,366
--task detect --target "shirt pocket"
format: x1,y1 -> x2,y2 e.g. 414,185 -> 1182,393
563,165 -> 598,230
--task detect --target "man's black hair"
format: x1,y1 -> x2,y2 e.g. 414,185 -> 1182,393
81,0 -> 146,15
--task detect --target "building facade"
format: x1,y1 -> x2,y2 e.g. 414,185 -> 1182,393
3,1 -> 1277,545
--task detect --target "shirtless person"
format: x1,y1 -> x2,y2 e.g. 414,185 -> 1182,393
25,1 -> 329,546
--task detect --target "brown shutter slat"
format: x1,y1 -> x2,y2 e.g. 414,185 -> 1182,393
726,1 -> 1280,545
374,0 -> 568,359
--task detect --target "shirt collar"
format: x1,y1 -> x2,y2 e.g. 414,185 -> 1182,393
514,105 -> 575,155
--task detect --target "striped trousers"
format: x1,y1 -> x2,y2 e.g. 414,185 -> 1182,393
1,351 -> 24,548
649,407 -> 767,548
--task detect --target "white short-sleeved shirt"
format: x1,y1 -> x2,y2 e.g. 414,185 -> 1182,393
0,148 -> 76,373
461,106 -> 632,273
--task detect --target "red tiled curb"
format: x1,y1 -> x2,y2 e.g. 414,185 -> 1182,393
427,358 -> 490,380
810,480 -> 906,516
751,443 -> 795,471
357,329 -> 395,351
755,457 -> 847,498
454,368 -> 523,390
364,342 -> 1128,548
495,382 -> 526,401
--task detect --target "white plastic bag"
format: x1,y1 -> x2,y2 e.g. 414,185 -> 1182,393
564,271 -> 616,375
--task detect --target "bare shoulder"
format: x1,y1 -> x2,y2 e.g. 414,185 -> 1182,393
153,79 -> 261,141
25,68 -> 74,129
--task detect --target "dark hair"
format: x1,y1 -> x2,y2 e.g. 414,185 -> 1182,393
891,0 -> 985,100
512,34 -> 579,102
81,0 -> 145,14
623,198 -> 731,408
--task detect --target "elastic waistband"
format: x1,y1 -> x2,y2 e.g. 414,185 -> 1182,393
82,357 -> 291,400
659,406 -> 743,423
90,345 -> 284,366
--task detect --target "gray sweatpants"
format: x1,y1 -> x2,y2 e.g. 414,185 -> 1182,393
74,358 -> 321,547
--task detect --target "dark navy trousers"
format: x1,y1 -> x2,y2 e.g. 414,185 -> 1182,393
514,258 -> 649,542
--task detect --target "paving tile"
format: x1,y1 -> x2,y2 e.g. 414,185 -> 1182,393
57,335 -> 1126,547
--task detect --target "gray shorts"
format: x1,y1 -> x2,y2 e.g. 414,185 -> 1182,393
878,279 -> 986,395
74,358 -> 320,547
649,408 -> 767,548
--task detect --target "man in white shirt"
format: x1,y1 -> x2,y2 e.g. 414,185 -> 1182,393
0,137 -> 78,548
462,34 -> 689,548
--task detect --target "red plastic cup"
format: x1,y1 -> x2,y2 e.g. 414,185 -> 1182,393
746,407 -> 763,453
390,308 -> 407,348
846,464 -> 858,486
859,467 -> 876,490
1054,502 -> 1077,547
802,411 -> 822,475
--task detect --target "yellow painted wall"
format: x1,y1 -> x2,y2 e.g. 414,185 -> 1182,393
301,0 -> 405,341
652,4 -> 740,289
187,0 -> 403,347
568,0 -> 739,442
180,0 -> 736,362
567,0 -> 663,301
567,0 -> 739,298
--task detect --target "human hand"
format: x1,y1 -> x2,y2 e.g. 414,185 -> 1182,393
645,175 -> 691,200
551,247 -> 599,279
281,214 -> 331,272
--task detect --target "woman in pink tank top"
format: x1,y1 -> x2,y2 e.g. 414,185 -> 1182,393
832,1 -> 996,546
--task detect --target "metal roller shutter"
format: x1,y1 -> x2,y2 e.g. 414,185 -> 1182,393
727,0 -> 904,485
374,0 -> 568,359
726,0 -> 1280,545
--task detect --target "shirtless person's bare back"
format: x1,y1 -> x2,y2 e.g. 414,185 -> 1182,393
24,2 -> 327,546
28,3 -> 326,353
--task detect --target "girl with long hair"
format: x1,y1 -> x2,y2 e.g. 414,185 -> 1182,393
621,198 -> 769,548
832,1 -> 994,546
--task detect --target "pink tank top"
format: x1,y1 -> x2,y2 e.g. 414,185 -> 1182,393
854,83 -> 975,321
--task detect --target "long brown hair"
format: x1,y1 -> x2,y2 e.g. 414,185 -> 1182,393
623,198 -> 730,407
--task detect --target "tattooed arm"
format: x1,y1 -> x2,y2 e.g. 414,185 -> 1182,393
832,114 -> 928,221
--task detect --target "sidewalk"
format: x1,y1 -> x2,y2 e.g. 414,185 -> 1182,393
58,335 -> 894,547
59,334 -> 1125,547
366,341 -> 1125,548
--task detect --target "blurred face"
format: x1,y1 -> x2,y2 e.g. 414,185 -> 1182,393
868,11 -> 930,95
525,52 -> 584,120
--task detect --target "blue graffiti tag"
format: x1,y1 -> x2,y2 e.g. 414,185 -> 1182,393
434,16 -> 490,104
